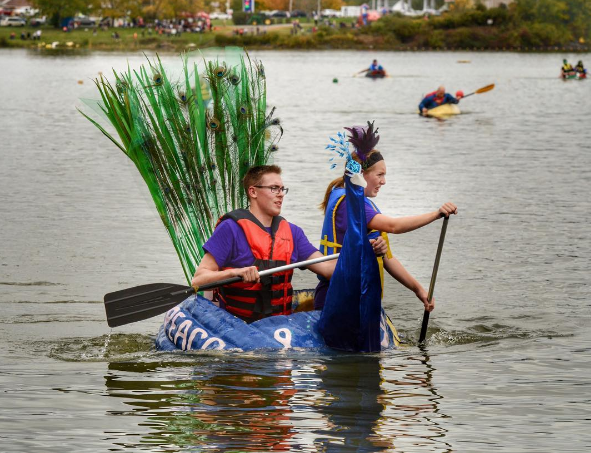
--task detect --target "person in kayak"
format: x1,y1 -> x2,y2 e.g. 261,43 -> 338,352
574,60 -> 586,76
419,86 -> 462,116
191,164 -> 387,322
561,59 -> 575,77
359,59 -> 387,76
315,122 -> 458,312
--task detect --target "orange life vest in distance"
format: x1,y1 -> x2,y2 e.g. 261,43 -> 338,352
425,91 -> 445,105
214,209 -> 294,323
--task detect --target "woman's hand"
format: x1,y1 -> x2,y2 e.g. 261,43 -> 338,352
438,202 -> 458,218
416,287 -> 435,312
370,236 -> 388,257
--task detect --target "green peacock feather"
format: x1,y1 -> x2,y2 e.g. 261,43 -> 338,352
79,47 -> 282,283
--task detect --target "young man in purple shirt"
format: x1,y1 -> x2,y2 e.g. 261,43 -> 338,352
191,165 -> 387,321
191,165 -> 386,321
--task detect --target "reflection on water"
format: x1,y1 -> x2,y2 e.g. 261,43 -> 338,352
103,353 -> 451,452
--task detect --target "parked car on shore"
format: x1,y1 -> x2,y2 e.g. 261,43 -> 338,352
209,12 -> 232,20
30,16 -> 46,26
74,17 -> 96,27
320,9 -> 341,18
290,10 -> 308,18
269,10 -> 289,18
0,16 -> 26,27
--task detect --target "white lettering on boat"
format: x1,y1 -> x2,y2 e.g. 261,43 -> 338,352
187,327 -> 208,350
168,311 -> 186,342
164,306 -> 181,327
160,306 -> 235,351
201,337 -> 226,350
174,320 -> 193,350
274,328 -> 292,349
182,327 -> 226,351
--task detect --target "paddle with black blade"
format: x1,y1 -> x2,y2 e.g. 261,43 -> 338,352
104,253 -> 340,328
418,216 -> 450,344
461,83 -> 495,99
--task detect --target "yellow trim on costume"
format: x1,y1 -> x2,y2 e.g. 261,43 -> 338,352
319,235 -> 342,256
330,195 -> 346,254
386,315 -> 401,347
384,313 -> 401,347
381,231 -> 393,259
376,256 -> 385,299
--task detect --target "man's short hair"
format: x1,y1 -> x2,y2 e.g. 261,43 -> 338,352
243,165 -> 282,196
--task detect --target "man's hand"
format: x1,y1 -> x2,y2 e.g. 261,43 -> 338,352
232,266 -> 260,283
370,236 -> 388,257
422,107 -> 428,116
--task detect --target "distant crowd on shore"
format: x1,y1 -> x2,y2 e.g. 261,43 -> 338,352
8,29 -> 42,40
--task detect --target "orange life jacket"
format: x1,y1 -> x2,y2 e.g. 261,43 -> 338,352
214,209 -> 294,323
425,91 -> 445,105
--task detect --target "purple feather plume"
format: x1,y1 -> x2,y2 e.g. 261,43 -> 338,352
344,121 -> 380,161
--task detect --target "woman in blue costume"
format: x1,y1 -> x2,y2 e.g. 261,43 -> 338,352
315,122 -> 458,312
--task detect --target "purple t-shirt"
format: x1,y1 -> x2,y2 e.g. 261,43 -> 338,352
204,219 -> 318,268
332,197 -> 381,247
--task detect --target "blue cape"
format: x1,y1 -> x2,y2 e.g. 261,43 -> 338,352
318,177 -> 383,352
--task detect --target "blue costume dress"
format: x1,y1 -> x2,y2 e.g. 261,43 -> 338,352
315,186 -> 392,310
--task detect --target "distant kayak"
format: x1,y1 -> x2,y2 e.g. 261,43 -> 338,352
561,71 -> 586,80
426,103 -> 461,118
366,69 -> 386,79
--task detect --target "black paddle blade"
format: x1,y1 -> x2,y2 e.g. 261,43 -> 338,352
104,283 -> 193,328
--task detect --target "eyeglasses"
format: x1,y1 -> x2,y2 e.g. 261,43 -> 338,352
253,185 -> 289,195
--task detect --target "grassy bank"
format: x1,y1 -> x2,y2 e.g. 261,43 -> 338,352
0,24 -> 229,52
1,10 -> 589,53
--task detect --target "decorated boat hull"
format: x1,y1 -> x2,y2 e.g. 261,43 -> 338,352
156,294 -> 401,352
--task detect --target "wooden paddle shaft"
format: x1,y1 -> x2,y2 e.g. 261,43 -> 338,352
419,217 -> 450,344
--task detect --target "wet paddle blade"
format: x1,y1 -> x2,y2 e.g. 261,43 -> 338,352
103,254 -> 340,328
475,83 -> 495,94
104,283 -> 193,328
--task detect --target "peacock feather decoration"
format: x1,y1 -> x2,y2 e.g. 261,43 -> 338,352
80,47 -> 282,283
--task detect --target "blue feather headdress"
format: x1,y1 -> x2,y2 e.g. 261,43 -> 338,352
326,120 -> 381,186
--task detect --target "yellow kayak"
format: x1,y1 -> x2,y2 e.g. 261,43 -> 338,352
427,103 -> 461,118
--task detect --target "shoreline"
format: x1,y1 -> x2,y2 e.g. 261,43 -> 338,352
2,26 -> 589,54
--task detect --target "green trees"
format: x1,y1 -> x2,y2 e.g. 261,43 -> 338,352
30,0 -> 99,27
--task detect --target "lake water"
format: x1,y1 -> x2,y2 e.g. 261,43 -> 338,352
1,48 -> 590,452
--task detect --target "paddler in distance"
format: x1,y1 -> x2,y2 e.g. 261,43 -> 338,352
358,59 -> 387,77
561,59 -> 575,78
574,60 -> 586,77
191,164 -> 388,323
419,86 -> 463,116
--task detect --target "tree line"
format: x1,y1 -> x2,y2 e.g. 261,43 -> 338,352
31,0 -> 345,28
